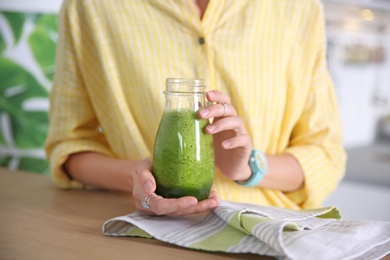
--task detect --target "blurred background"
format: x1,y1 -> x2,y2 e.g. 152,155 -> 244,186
0,0 -> 389,220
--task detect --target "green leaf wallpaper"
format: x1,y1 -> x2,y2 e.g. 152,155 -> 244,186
0,12 -> 57,174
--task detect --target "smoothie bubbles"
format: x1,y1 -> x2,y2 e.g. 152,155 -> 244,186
152,78 -> 215,201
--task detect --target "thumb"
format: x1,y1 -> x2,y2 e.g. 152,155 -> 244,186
139,170 -> 156,194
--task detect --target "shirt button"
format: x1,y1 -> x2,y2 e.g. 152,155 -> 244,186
198,37 -> 205,45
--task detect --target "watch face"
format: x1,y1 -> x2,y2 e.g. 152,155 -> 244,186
256,152 -> 266,170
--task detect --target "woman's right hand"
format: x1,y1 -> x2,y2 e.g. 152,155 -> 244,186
131,157 -> 219,216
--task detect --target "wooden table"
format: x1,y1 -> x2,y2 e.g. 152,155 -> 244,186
0,168 -> 271,260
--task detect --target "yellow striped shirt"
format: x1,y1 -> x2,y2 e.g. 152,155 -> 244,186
45,0 -> 347,209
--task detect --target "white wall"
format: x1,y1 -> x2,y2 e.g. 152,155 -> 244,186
322,1 -> 390,222
324,181 -> 390,221
323,2 -> 390,148
328,31 -> 390,147
0,0 -> 63,13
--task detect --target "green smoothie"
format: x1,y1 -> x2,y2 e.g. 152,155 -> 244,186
152,109 -> 215,201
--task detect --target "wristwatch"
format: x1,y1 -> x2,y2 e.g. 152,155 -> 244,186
234,149 -> 268,187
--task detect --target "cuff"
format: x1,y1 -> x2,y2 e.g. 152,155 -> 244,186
48,140 -> 114,189
284,145 -> 340,209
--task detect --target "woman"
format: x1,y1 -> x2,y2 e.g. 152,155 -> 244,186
45,0 -> 346,216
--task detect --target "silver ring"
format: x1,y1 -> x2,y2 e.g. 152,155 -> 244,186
221,102 -> 227,117
141,193 -> 158,209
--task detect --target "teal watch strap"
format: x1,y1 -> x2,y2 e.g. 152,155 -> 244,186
234,149 -> 268,187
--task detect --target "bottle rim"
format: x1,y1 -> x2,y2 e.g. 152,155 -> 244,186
165,78 -> 205,86
165,78 -> 206,95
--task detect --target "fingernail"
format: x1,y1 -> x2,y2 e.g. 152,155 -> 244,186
206,125 -> 215,132
189,199 -> 197,206
209,201 -> 217,208
208,91 -> 215,98
144,181 -> 152,192
199,109 -> 209,117
223,141 -> 231,148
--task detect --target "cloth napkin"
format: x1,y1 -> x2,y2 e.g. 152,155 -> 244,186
102,200 -> 390,260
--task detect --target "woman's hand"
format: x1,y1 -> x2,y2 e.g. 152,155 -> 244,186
132,157 -> 219,216
199,90 -> 253,182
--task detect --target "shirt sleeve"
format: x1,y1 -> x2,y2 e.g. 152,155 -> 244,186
284,1 -> 347,208
45,0 -> 114,189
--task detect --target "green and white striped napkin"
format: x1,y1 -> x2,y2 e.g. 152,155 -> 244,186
102,200 -> 390,260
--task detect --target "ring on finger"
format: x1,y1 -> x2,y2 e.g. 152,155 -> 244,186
142,193 -> 158,209
220,102 -> 227,117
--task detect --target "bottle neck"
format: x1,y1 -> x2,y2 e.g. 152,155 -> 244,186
164,78 -> 207,111
165,78 -> 205,93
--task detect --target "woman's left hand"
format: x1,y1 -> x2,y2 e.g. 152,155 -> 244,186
198,90 -> 253,181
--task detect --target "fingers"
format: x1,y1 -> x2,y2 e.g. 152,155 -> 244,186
206,115 -> 246,135
140,193 -> 218,216
206,90 -> 230,104
134,168 -> 156,194
146,192 -> 219,216
198,90 -> 250,149
221,133 -> 251,150
133,168 -> 219,216
148,196 -> 197,215
158,191 -> 219,216
199,100 -> 237,118
132,168 -> 156,209
199,90 -> 239,118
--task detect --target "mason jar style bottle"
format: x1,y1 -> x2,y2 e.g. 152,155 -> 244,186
152,78 -> 215,201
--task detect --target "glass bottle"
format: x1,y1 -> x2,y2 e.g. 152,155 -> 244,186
152,78 -> 215,201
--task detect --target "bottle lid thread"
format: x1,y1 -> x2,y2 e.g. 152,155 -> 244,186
165,78 -> 206,95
